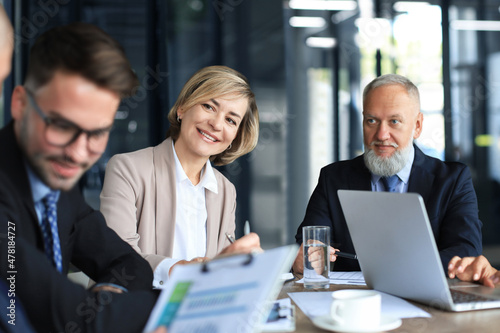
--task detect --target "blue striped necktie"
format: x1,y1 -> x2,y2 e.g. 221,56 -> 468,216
382,175 -> 400,192
40,191 -> 63,272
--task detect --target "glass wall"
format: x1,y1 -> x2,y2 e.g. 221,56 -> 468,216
164,1 -> 289,243
2,0 -> 500,264
448,1 -> 500,263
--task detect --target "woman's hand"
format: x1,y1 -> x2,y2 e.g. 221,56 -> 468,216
169,257 -> 209,275
218,232 -> 263,256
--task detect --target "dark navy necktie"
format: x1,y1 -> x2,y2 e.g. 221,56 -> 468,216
40,191 -> 63,272
382,175 -> 400,192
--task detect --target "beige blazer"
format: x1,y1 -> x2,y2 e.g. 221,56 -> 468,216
100,137 -> 235,271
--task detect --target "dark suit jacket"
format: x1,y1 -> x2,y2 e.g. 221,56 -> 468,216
0,278 -> 35,333
296,145 -> 483,272
0,122 -> 157,332
0,215 -> 158,333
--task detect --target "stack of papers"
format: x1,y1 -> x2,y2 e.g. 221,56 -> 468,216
288,291 -> 430,319
295,271 -> 366,285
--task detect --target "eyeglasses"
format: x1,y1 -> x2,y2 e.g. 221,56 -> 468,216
25,89 -> 112,154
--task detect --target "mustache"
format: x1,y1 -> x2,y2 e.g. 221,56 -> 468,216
369,141 -> 399,148
47,155 -> 88,169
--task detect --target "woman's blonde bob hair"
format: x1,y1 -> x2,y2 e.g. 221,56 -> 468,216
166,65 -> 259,166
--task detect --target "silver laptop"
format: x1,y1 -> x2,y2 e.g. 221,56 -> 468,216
338,189 -> 500,312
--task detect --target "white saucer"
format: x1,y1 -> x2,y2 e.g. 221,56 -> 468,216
312,314 -> 402,332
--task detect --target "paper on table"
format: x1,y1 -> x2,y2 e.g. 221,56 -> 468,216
281,272 -> 295,282
295,271 -> 366,285
288,291 -> 430,319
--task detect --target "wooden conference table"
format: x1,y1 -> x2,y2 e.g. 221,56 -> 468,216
277,278 -> 500,333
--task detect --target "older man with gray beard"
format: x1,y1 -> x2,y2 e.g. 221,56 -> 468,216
293,74 -> 482,273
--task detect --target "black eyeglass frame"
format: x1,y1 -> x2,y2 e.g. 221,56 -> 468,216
25,88 -> 113,153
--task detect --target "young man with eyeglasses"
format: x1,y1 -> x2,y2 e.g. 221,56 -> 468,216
0,22 -> 159,332
0,20 -> 259,333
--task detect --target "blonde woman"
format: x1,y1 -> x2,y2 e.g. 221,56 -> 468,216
100,66 -> 259,287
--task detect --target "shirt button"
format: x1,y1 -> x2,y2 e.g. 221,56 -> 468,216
159,281 -> 164,285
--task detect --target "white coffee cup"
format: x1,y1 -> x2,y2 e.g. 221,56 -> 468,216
330,289 -> 381,330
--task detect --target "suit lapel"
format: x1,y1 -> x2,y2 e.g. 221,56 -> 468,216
0,123 -> 41,239
153,138 -> 177,257
205,184 -> 219,257
350,155 -> 372,190
408,146 -> 434,202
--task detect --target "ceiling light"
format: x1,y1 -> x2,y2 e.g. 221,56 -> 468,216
393,1 -> 430,12
450,20 -> 500,31
289,0 -> 357,11
306,37 -> 337,48
289,16 -> 326,28
331,9 -> 358,24
358,0 -> 374,19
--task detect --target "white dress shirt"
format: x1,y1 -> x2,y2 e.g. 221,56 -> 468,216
153,142 -> 218,288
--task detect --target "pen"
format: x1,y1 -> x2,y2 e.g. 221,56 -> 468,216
335,251 -> 358,260
226,220 -> 249,245
244,220 -> 250,236
225,232 -> 235,244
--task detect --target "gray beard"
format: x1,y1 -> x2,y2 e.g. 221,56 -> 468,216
363,142 -> 413,177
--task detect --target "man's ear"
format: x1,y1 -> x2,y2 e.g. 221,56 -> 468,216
11,85 -> 27,121
413,112 -> 424,139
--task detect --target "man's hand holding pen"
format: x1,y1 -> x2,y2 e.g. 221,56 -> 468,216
292,244 -> 357,274
292,244 -> 338,274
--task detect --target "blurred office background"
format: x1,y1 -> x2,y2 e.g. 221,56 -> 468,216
1,0 -> 500,266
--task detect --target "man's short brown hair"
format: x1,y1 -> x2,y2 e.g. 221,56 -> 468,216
24,22 -> 138,98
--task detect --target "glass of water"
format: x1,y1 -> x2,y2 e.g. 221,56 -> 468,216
303,226 -> 330,289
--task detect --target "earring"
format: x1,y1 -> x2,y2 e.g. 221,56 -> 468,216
177,115 -> 181,123
227,143 -> 232,150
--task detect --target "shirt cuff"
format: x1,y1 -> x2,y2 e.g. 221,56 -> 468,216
153,258 -> 181,288
92,283 -> 128,293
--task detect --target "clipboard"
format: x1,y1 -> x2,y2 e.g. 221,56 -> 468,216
143,245 -> 298,333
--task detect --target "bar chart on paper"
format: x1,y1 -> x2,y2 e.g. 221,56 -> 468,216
143,245 -> 298,333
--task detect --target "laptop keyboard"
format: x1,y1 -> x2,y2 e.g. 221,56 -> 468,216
451,289 -> 498,304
